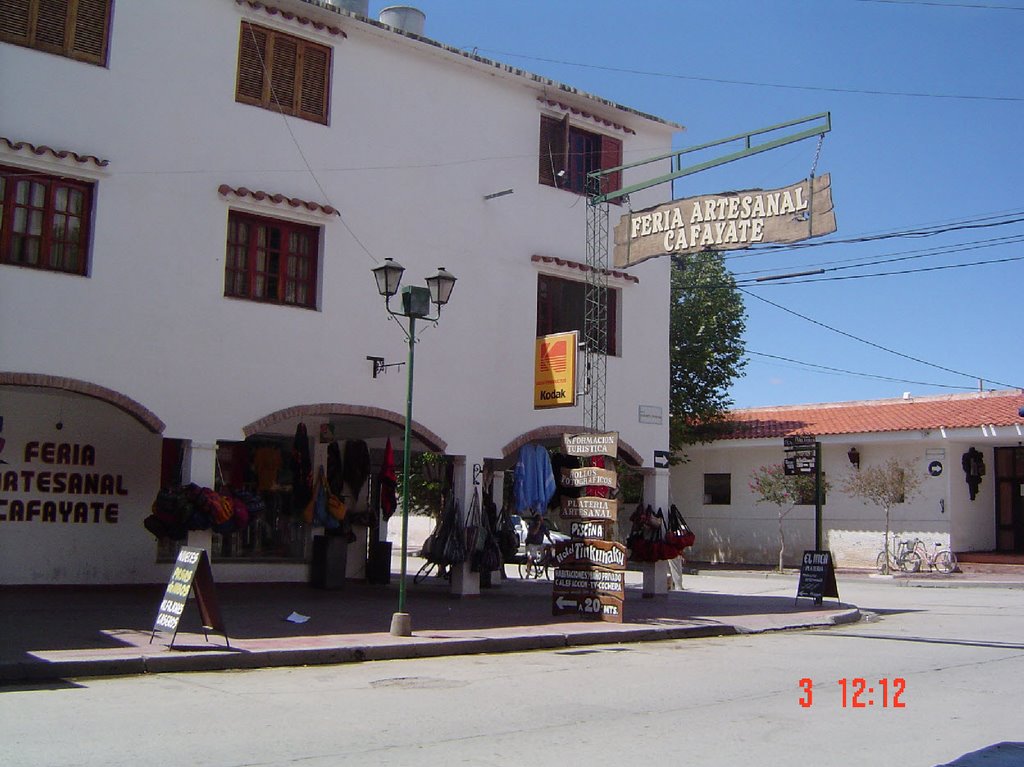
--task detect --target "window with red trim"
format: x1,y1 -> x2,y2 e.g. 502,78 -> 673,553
0,166 -> 93,275
536,274 -> 618,356
225,210 -> 319,309
235,22 -> 331,125
538,115 -> 623,202
0,0 -> 113,66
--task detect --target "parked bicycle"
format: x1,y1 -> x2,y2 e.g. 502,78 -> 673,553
899,538 -> 958,574
876,536 -> 915,573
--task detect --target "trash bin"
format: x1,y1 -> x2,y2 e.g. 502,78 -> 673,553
367,540 -> 392,585
310,534 -> 347,589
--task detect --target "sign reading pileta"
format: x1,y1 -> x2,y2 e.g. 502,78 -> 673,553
562,431 -> 618,458
562,466 -> 617,488
613,174 -> 836,269
560,495 -> 617,520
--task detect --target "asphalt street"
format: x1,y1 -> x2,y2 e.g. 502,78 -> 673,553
2,574 -> 1021,767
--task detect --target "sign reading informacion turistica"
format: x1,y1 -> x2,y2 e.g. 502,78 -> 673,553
613,175 -> 836,269
562,431 -> 618,458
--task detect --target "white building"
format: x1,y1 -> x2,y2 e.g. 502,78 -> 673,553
670,390 -> 1024,568
0,0 -> 680,586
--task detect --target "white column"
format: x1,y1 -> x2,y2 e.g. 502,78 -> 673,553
183,440 -> 217,555
642,467 -> 672,596
449,457 -> 481,597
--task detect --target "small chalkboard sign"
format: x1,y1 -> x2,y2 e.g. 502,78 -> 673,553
150,546 -> 229,647
795,550 -> 839,605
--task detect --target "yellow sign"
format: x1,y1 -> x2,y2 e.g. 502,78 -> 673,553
534,331 -> 577,409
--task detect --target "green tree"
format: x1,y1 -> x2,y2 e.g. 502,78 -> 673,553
749,464 -> 829,572
841,457 -> 922,574
670,251 -> 747,451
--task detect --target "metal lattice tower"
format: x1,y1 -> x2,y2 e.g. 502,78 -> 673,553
583,190 -> 610,432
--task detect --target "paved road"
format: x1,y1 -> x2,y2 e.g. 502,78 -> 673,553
2,575 -> 1022,767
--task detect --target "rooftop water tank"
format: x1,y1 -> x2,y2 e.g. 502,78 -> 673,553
324,0 -> 368,15
378,5 -> 425,35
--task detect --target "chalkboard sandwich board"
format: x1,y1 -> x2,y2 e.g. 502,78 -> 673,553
795,550 -> 839,605
150,546 -> 229,648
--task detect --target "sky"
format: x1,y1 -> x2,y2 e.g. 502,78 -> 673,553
366,0 -> 1023,409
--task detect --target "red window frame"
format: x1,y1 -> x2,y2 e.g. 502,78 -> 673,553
225,210 -> 319,309
0,166 -> 93,275
538,115 -> 623,203
536,274 -> 617,356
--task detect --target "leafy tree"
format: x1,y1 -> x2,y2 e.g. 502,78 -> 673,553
749,464 -> 829,572
670,251 -> 747,452
841,457 -> 922,574
400,451 -> 447,517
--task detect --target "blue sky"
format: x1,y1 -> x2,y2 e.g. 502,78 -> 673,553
371,0 -> 1024,409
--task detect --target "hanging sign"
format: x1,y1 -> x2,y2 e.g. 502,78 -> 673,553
150,546 -> 229,647
552,539 -> 627,622
795,550 -> 840,605
562,431 -> 618,458
613,175 -> 836,269
569,519 -> 613,539
561,495 -> 617,520
561,466 -> 617,489
534,331 -> 577,409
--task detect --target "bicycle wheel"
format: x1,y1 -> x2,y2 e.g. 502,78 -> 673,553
899,551 -> 922,573
414,560 -> 436,584
876,551 -> 888,573
934,550 -> 957,574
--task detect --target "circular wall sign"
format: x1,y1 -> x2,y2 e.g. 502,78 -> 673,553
928,460 -> 943,477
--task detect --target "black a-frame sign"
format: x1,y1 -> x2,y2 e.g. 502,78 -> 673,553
795,550 -> 840,606
150,546 -> 229,648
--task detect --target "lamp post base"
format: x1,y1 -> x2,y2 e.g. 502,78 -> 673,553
390,612 -> 412,637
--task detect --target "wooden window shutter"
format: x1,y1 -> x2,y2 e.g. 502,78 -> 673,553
34,0 -> 70,52
70,0 -> 110,64
538,114 -> 568,188
600,135 -> 623,204
269,35 -> 298,113
237,23 -> 267,105
298,44 -> 330,124
0,0 -> 32,45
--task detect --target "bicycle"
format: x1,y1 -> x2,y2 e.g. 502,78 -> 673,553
876,537 -> 916,573
413,559 -> 451,584
899,538 -> 958,574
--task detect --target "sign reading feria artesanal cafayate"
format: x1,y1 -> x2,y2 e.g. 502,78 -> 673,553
612,175 -> 836,269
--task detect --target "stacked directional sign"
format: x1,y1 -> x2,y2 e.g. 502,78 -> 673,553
784,434 -> 817,476
553,432 -> 626,623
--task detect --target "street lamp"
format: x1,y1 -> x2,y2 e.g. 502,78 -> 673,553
370,258 -> 456,637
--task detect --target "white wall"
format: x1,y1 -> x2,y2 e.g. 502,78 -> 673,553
0,388 -> 163,584
0,1 -> 677,583
672,438 -> 968,568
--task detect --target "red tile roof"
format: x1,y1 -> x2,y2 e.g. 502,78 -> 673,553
532,254 -> 640,284
1,137 -> 109,168
218,184 -> 340,217
722,390 -> 1024,440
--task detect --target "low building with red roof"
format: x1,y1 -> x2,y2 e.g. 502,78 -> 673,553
670,390 -> 1024,568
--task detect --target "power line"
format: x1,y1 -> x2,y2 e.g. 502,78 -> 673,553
739,288 -> 1021,389
853,0 -> 1024,10
477,48 -> 1024,104
746,350 -> 977,390
735,250 -> 1024,286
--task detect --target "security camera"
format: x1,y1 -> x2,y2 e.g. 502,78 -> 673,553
1019,406 -> 1024,418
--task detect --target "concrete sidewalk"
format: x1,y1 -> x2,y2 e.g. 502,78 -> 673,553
0,560 -> 866,683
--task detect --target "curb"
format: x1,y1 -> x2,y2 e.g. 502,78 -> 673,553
0,608 -> 860,684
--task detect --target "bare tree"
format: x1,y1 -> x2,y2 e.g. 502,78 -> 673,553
749,464 -> 826,572
841,457 -> 922,574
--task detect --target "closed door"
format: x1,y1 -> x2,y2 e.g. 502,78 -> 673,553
994,447 -> 1024,552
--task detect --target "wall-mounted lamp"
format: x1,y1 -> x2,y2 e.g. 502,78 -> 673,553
847,447 -> 860,469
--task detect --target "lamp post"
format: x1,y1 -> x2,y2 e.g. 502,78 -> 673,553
371,258 -> 457,637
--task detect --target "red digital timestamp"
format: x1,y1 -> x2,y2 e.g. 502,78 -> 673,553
798,677 -> 906,708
